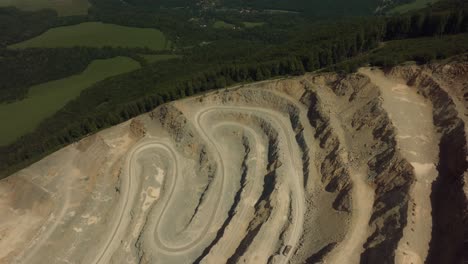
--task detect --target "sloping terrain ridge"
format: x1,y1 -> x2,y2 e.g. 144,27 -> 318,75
0,61 -> 466,264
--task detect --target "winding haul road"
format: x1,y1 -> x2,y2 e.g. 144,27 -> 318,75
92,142 -> 178,263
92,102 -> 306,263
7,63 -> 466,264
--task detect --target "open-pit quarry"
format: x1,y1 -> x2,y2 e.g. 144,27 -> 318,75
1,61 -> 467,264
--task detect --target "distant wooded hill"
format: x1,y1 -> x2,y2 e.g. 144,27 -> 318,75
97,0 -> 422,16
0,0 -> 466,181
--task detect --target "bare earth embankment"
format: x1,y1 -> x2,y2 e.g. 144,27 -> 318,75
0,61 -> 466,264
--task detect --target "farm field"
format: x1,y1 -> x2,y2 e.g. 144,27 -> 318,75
141,54 -> 181,63
0,0 -> 90,16
0,56 -> 140,146
242,21 -> 266,28
9,22 -> 171,50
213,20 -> 235,29
390,0 -> 440,13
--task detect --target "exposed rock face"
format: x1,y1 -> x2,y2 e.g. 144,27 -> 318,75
301,89 -> 352,209
389,62 -> 468,264
0,62 -> 466,264
301,73 -> 415,264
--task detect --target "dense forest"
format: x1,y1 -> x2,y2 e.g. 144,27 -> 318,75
0,7 -> 58,47
0,7 -> 89,48
0,0 -> 467,177
99,0 -> 413,16
223,0 -> 379,16
0,3 -> 305,102
332,33 -> 468,71
0,47 -> 159,102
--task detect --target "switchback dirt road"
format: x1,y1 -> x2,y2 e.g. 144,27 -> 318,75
1,61 -> 466,264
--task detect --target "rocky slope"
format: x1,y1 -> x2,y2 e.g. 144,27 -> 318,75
0,61 -> 466,264
388,62 -> 468,264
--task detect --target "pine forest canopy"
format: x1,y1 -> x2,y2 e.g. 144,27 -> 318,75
0,0 -> 466,178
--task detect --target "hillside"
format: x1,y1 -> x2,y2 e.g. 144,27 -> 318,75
1,61 -> 466,264
0,2 -> 467,263
1,1 -> 466,179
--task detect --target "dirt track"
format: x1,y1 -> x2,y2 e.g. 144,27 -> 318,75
0,62 -> 466,264
360,68 -> 439,264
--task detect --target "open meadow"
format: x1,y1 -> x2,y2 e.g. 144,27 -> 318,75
390,0 -> 440,13
213,20 -> 235,29
0,0 -> 90,16
9,22 -> 171,50
0,56 -> 139,145
141,54 -> 181,63
242,21 -> 266,28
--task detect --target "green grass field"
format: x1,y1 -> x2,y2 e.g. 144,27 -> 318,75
213,20 -> 235,29
0,56 -> 140,146
389,0 -> 440,14
242,22 -> 266,28
0,0 -> 90,16
141,54 -> 181,63
9,22 -> 171,50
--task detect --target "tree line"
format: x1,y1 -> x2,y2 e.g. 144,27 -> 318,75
385,2 -> 468,39
0,46 -> 161,102
0,1 -> 467,177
